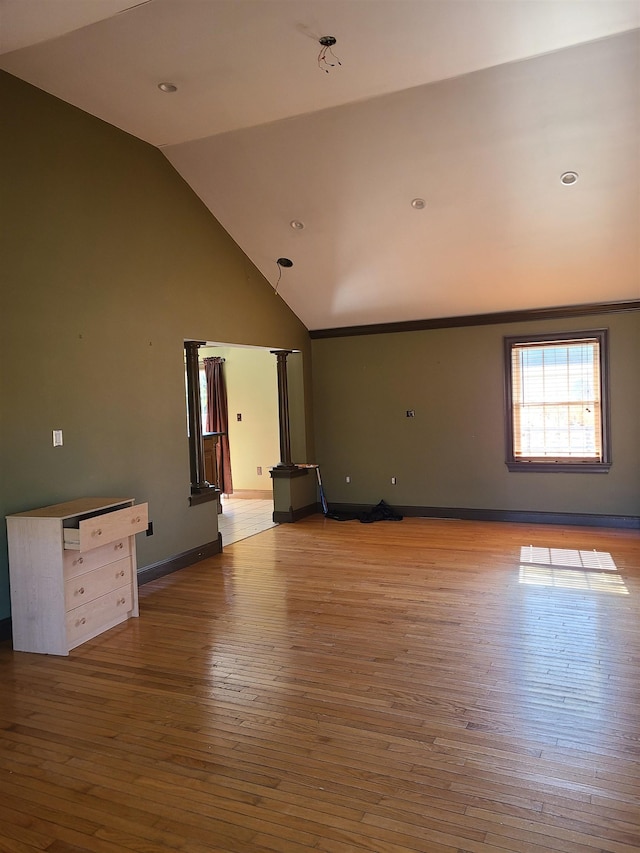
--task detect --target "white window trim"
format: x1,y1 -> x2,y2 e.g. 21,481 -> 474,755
504,329 -> 611,473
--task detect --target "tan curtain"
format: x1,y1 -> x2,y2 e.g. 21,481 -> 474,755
204,357 -> 233,494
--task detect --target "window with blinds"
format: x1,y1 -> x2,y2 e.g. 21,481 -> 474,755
504,330 -> 610,472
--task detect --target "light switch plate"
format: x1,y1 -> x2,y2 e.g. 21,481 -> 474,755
52,430 -> 63,447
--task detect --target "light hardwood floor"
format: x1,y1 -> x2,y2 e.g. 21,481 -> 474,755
1,515 -> 639,853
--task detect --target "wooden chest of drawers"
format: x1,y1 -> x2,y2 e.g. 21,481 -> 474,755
6,497 -> 148,655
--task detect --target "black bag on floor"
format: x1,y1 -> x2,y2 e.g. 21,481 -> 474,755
359,500 -> 403,523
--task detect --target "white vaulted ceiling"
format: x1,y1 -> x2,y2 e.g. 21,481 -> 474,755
1,0 -> 639,330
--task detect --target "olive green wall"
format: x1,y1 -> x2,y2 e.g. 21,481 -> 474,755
312,312 -> 639,517
0,71 -> 312,621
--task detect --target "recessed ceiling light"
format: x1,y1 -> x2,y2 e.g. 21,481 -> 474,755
411,198 -> 426,209
560,171 -> 579,185
158,82 -> 177,93
290,220 -> 305,230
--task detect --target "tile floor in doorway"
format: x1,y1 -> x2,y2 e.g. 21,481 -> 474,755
217,496 -> 277,546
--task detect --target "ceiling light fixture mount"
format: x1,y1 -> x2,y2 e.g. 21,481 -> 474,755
274,258 -> 293,296
158,82 -> 177,93
411,198 -> 426,209
318,35 -> 342,73
560,171 -> 579,185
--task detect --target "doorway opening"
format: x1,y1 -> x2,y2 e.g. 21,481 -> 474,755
198,343 -> 280,545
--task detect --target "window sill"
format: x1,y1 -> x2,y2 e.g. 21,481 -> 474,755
189,487 -> 221,506
506,461 -> 611,473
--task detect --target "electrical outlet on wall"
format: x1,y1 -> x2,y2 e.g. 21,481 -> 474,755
257,466 -> 262,476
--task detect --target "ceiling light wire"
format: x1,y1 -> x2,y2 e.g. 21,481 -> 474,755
274,258 -> 293,295
318,36 -> 341,73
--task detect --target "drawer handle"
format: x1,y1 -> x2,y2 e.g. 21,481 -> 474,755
131,517 -> 141,524
93,529 -> 102,537
116,570 -> 125,578
117,597 -> 126,606
76,617 -> 86,627
76,587 -> 85,596
115,542 -> 124,551
74,557 -> 84,566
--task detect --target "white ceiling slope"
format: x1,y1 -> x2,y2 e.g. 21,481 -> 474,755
1,1 -> 639,331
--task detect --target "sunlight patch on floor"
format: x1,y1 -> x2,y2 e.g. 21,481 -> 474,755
518,545 -> 628,594
520,545 -> 617,570
518,564 -> 628,594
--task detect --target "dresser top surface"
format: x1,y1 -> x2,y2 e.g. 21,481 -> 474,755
7,498 -> 134,520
